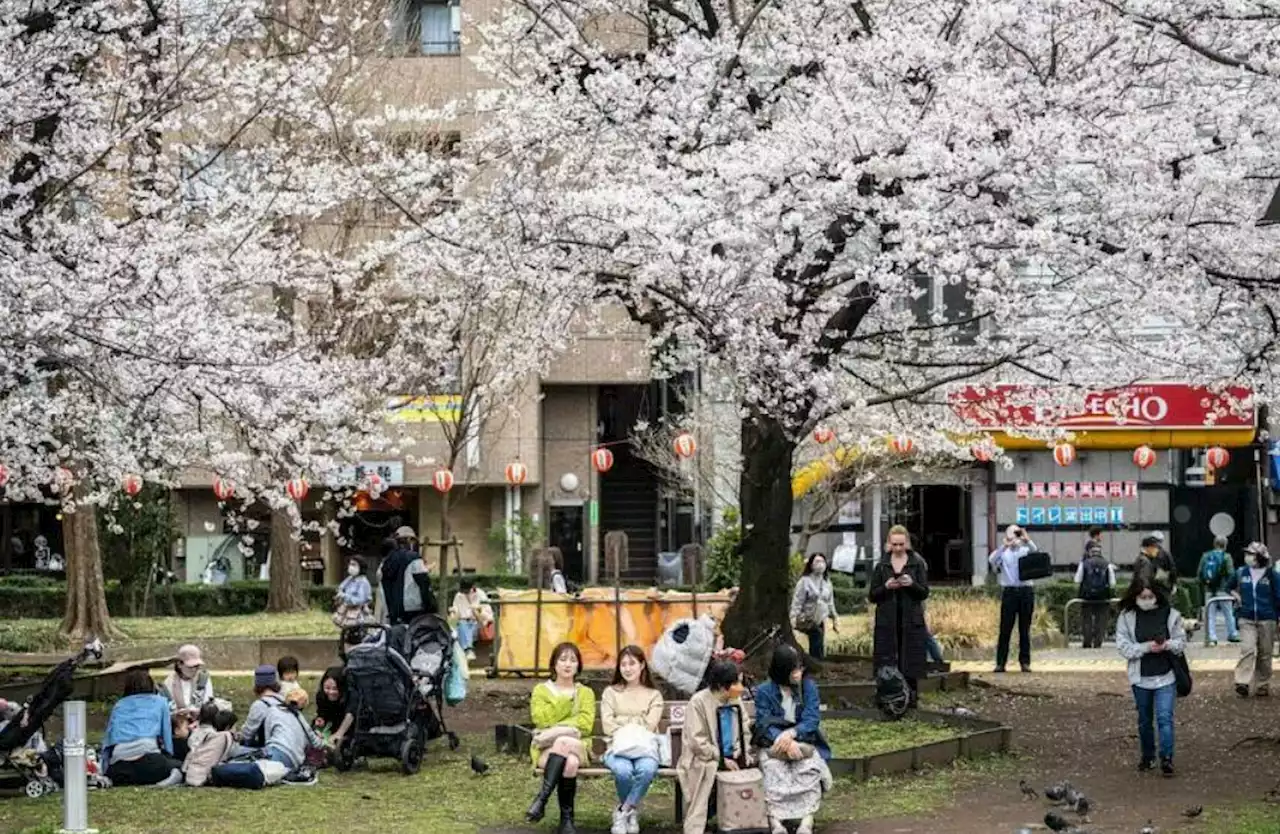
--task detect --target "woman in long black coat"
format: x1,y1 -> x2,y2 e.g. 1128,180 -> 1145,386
869,524 -> 931,703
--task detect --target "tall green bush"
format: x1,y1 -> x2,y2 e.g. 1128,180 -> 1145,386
702,508 -> 742,591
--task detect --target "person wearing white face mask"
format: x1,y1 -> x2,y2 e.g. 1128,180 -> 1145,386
790,553 -> 839,659
1115,574 -> 1186,777
161,644 -> 214,718
1226,542 -> 1280,698
332,555 -> 373,628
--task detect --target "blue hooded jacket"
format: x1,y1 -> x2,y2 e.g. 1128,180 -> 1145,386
1228,565 -> 1280,621
752,676 -> 831,761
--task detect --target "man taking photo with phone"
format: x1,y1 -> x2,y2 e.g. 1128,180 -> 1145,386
988,525 -> 1039,673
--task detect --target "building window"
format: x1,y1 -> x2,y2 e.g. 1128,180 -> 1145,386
392,0 -> 461,56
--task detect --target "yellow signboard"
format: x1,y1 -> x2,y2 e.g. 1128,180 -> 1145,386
384,395 -> 462,424
492,588 -> 734,672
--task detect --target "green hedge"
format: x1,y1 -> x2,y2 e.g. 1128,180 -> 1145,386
0,573 -> 532,620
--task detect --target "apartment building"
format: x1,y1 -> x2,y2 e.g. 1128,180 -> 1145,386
169,0 -> 701,588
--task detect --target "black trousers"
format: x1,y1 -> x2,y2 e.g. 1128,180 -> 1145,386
1081,602 -> 1110,648
105,752 -> 181,786
996,586 -> 1035,669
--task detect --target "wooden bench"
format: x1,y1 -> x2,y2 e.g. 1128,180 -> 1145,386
528,699 -> 758,824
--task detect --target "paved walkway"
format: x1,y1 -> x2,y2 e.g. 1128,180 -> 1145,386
951,638 -> 1245,672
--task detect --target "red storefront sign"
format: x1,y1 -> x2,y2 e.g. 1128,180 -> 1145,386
950,384 -> 1254,430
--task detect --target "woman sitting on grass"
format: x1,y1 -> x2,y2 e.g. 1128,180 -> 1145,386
526,642 -> 595,834
102,670 -> 183,787
753,645 -> 832,834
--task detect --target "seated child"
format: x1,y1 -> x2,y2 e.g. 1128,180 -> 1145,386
183,703 -> 237,787
277,656 -> 302,698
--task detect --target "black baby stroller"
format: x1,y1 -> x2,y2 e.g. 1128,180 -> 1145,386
335,616 -> 458,775
0,640 -> 104,797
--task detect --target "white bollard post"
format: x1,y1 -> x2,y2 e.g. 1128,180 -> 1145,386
60,700 -> 95,834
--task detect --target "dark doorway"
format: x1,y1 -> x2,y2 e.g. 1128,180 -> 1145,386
884,485 -> 971,582
549,505 -> 586,583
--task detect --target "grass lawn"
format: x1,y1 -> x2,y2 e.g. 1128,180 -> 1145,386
822,717 -> 960,759
0,612 -> 334,653
0,733 -> 1017,834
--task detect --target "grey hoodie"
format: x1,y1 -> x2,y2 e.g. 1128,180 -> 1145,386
238,694 -> 320,768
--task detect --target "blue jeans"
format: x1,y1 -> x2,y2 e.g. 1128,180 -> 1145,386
265,746 -> 298,769
1205,598 -> 1239,642
456,619 -> 478,651
603,753 -> 659,807
1132,683 -> 1176,762
925,632 -> 944,664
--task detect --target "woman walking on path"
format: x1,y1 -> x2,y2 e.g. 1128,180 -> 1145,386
1227,542 -> 1280,697
790,554 -> 838,659
1115,575 -> 1186,777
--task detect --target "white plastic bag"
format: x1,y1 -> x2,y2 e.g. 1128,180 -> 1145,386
608,724 -> 659,760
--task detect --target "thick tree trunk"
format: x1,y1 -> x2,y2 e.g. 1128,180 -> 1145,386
61,502 -> 120,642
720,415 -> 798,650
267,508 -> 306,612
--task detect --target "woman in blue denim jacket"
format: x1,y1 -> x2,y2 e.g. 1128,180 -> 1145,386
752,646 -> 832,834
101,670 -> 182,786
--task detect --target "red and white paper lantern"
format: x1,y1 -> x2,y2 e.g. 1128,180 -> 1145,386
889,435 -> 914,455
213,477 -> 235,501
432,468 -> 455,493
54,467 -> 75,493
1052,442 -> 1076,467
286,477 -> 310,502
1205,446 -> 1230,470
813,425 -> 835,445
673,432 -> 697,459
364,472 -> 385,496
0,464 -> 9,488
505,461 -> 528,486
121,473 -> 143,497
592,447 -> 615,473
971,444 -> 994,463
1132,445 -> 1157,470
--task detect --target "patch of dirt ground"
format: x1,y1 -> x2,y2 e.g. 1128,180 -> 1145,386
838,670 -> 1280,834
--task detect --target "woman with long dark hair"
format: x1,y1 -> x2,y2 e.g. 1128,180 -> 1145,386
1115,574 -> 1186,777
753,645 -> 832,834
790,553 -> 838,658
601,645 -> 664,834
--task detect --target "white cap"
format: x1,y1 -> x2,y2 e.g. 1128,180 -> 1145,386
1152,531 -> 1166,543
394,526 -> 417,541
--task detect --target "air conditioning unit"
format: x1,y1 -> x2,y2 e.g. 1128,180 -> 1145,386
1184,465 -> 1206,488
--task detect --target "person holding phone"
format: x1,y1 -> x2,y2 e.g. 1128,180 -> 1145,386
869,525 -> 931,707
1115,574 -> 1185,777
988,524 -> 1038,673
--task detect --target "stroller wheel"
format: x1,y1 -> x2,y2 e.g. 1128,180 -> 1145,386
25,780 -> 45,798
400,738 -> 423,775
447,732 -> 460,751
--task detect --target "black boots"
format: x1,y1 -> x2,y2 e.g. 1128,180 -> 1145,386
556,774 -> 578,834
527,753 -> 566,822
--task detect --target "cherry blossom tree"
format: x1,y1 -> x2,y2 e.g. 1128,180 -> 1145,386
459,0 -> 1278,645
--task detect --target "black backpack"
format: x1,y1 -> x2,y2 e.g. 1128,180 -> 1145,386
1080,560 -> 1111,598
1079,557 -> 1111,601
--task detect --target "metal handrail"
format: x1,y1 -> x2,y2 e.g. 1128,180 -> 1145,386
1063,597 -> 1121,640
1201,594 -> 1237,646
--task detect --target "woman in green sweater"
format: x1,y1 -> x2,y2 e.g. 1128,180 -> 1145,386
527,642 -> 596,834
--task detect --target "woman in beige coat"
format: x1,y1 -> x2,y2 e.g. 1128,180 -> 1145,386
677,660 -> 751,834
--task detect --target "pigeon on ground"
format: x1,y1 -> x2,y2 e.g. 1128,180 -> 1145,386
1044,781 -> 1072,802
1140,821 -> 1157,834
948,705 -> 978,718
469,754 -> 489,775
1019,779 -> 1038,800
1044,811 -> 1071,832
1074,795 -> 1091,822
1182,805 -> 1202,818
1064,787 -> 1087,808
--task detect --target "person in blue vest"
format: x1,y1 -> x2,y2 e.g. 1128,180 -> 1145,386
1226,542 -> 1280,697
1198,537 -> 1239,645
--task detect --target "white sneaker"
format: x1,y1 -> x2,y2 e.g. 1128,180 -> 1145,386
610,807 -> 627,834
465,649 -> 477,661
797,815 -> 815,834
626,807 -> 639,834
770,817 -> 787,834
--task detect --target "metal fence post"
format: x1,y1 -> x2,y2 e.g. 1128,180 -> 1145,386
61,700 -> 94,834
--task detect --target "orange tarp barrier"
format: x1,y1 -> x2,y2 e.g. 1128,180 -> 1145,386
492,588 -> 733,673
